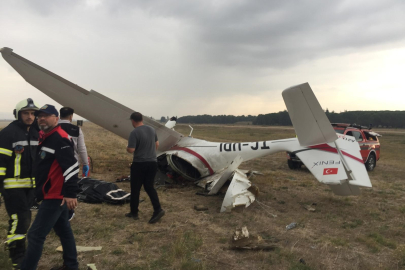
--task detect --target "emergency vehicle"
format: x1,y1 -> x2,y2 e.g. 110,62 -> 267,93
287,123 -> 381,171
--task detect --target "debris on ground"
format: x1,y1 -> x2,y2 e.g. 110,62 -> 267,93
304,204 -> 316,212
286,222 -> 297,230
234,226 -> 250,240
194,204 -> 208,211
56,246 -> 102,252
154,170 -> 195,189
87,264 -> 97,270
116,175 -> 130,182
229,226 -> 278,251
154,170 -> 171,185
239,169 -> 264,178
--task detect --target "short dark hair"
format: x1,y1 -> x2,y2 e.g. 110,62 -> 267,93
60,107 -> 74,118
130,112 -> 143,122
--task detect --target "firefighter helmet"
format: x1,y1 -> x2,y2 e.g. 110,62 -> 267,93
13,98 -> 39,120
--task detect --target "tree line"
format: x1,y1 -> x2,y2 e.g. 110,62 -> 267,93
174,110 -> 405,128
177,115 -> 256,124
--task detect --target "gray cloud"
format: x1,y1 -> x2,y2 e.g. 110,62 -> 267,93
100,0 -> 405,68
6,0 -> 405,70
1,0 -> 405,118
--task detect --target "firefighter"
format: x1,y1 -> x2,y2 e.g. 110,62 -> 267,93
0,98 -> 39,268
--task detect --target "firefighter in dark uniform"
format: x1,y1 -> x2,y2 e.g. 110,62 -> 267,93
0,98 -> 39,268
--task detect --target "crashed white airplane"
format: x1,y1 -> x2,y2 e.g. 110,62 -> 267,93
0,47 -> 372,212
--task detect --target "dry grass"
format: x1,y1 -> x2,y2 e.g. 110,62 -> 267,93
0,120 -> 12,129
1,123 -> 405,269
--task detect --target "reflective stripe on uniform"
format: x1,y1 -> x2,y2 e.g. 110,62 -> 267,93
5,234 -> 25,245
41,147 -> 55,154
66,169 -> 80,181
4,178 -> 35,189
0,148 -> 12,157
11,140 -> 38,147
14,153 -> 21,177
0,167 -> 5,176
9,214 -> 18,235
12,140 -> 28,148
63,162 -> 78,177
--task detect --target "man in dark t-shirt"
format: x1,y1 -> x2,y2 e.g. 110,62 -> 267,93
126,112 -> 164,223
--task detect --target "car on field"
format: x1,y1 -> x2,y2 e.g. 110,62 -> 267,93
287,123 -> 381,171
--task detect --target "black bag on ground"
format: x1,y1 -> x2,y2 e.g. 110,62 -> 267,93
77,178 -> 131,204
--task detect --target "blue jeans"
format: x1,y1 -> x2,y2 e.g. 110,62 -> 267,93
21,199 -> 78,270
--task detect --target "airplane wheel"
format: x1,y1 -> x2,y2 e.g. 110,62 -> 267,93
365,154 -> 376,171
288,160 -> 301,170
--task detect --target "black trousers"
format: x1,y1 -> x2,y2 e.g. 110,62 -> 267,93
3,188 -> 35,264
130,162 -> 161,214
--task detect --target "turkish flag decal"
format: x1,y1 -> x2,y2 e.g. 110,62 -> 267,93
323,168 -> 338,175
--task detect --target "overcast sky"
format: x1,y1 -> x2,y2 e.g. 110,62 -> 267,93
1,0 -> 404,120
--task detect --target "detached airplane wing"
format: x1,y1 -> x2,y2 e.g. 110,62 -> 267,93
0,47 -> 183,152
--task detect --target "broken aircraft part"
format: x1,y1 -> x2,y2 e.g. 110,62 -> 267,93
221,169 -> 257,212
208,155 -> 243,195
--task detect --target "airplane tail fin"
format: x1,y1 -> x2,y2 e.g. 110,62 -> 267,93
282,83 -> 337,146
282,83 -> 372,195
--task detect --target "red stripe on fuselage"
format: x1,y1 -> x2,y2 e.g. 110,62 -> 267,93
170,146 -> 214,175
341,151 -> 364,163
309,144 -> 338,154
309,144 -> 363,163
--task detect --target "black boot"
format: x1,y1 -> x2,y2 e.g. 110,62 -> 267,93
7,240 -> 25,269
148,209 -> 165,224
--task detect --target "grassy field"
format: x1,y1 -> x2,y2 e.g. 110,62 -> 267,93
1,123 -> 405,270
0,120 -> 12,129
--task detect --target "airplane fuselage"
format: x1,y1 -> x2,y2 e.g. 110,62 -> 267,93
162,136 -> 302,181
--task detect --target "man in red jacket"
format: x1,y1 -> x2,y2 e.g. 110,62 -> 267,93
20,105 -> 80,270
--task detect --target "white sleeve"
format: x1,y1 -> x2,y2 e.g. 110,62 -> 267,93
78,128 -> 89,165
